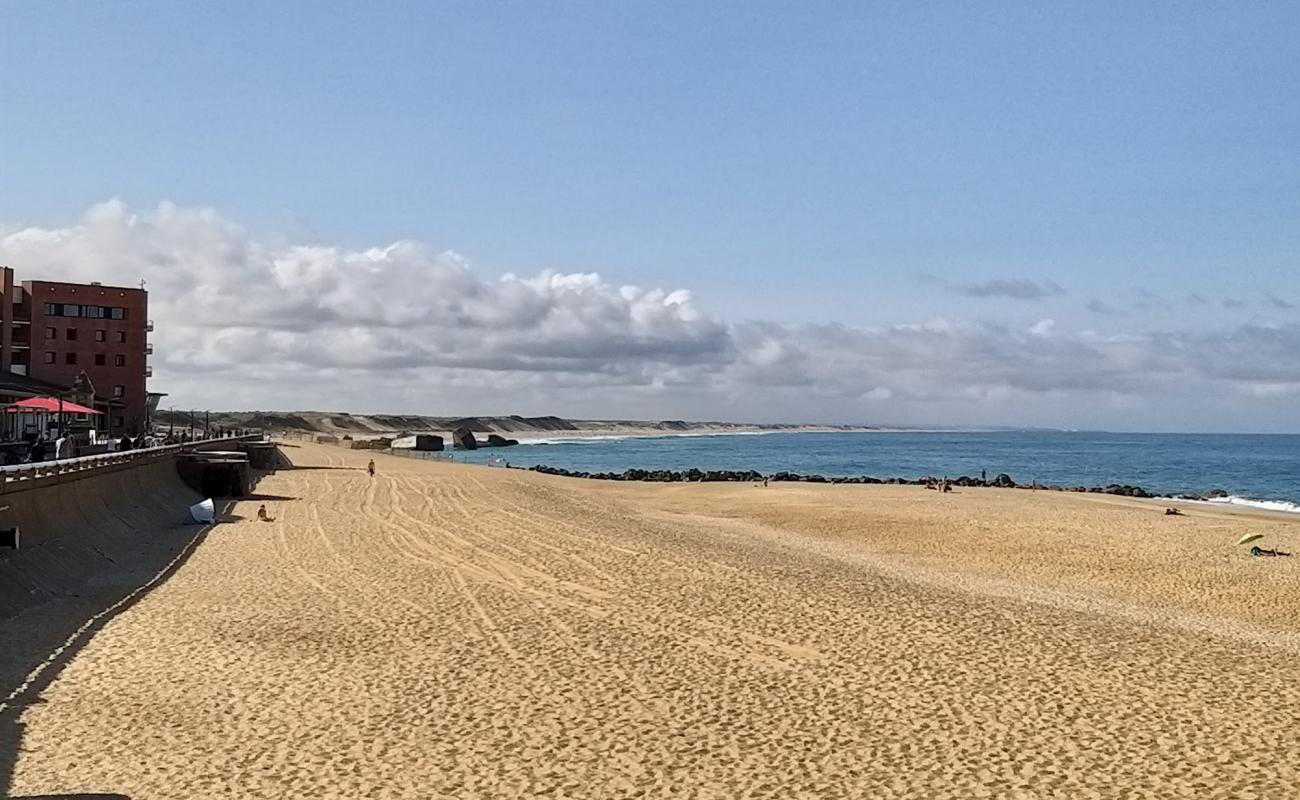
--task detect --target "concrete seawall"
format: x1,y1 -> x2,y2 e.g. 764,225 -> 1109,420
0,440 -> 268,621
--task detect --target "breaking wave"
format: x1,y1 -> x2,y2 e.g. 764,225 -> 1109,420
1200,495 -> 1300,514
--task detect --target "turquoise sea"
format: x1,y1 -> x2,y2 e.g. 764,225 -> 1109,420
458,430 -> 1300,512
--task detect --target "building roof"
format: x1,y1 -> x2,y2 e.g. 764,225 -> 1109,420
21,279 -> 147,294
0,370 -> 70,397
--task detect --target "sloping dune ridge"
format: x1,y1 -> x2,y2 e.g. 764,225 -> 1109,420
5,441 -> 1300,798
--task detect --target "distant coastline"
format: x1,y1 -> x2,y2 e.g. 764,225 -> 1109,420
153,408 -> 901,440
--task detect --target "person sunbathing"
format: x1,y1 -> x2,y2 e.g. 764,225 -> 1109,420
257,504 -> 276,522
1250,546 -> 1291,557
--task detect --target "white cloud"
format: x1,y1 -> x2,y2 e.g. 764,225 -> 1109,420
1029,319 -> 1055,337
3,200 -> 1299,430
957,278 -> 1065,300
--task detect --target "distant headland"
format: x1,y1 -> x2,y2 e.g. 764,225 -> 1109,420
151,409 -> 889,441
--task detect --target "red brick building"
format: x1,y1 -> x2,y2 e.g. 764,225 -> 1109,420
0,267 -> 153,435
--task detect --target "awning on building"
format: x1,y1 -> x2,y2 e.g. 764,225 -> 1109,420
4,396 -> 103,414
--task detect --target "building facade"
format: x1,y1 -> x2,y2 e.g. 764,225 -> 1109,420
0,267 -> 153,435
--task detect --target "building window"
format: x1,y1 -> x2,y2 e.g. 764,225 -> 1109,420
114,354 -> 126,367
95,353 -> 107,366
116,331 -> 126,343
43,303 -> 57,315
65,352 -> 77,365
95,330 -> 106,342
66,328 -> 78,341
110,307 -> 126,320
84,306 -> 105,319
62,304 -> 81,317
113,385 -> 125,397
112,415 -> 124,429
45,327 -> 56,340
44,351 -> 56,364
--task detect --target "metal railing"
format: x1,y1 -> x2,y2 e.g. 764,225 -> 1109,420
0,433 -> 264,488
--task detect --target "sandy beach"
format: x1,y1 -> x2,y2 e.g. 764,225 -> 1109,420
5,440 -> 1300,798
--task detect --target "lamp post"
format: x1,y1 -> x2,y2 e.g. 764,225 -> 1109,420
57,371 -> 95,437
53,371 -> 95,454
74,371 -> 95,441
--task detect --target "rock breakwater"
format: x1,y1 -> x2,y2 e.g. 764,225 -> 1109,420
526,464 -> 1205,500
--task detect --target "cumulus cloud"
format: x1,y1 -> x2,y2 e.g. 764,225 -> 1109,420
1086,299 -> 1122,315
1,200 -> 729,380
1265,293 -> 1295,310
957,278 -> 1065,300
2,201 -> 1298,429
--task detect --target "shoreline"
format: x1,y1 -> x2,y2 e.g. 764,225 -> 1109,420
517,463 -> 1300,516
505,425 -> 984,444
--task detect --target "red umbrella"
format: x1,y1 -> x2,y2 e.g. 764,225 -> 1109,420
5,396 -> 103,415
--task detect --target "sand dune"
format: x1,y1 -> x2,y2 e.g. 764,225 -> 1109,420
5,441 -> 1299,798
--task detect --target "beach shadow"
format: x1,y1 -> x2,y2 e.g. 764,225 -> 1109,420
241,493 -> 299,502
0,515 -> 219,797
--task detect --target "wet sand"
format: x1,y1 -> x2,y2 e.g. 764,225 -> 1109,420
6,441 -> 1300,798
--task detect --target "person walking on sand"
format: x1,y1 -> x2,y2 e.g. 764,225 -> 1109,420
367,459 -> 376,478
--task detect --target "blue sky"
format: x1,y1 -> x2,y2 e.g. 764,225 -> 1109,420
1,2 -> 1298,430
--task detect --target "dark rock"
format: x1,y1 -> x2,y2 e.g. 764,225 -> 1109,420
483,434 -> 519,447
413,434 -> 444,451
525,464 -> 1168,501
451,426 -> 478,450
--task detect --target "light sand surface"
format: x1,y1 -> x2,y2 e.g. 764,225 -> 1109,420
6,440 -> 1300,798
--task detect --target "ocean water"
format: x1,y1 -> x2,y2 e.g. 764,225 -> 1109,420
456,431 -> 1300,511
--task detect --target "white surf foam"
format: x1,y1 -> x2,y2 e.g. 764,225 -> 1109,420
514,435 -> 636,446
1200,495 -> 1300,514
512,429 -> 863,446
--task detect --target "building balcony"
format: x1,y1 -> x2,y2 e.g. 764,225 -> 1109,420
146,319 -> 155,332
145,365 -> 153,378
145,343 -> 154,355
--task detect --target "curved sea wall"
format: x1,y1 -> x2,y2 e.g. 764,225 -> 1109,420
0,439 -> 269,621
